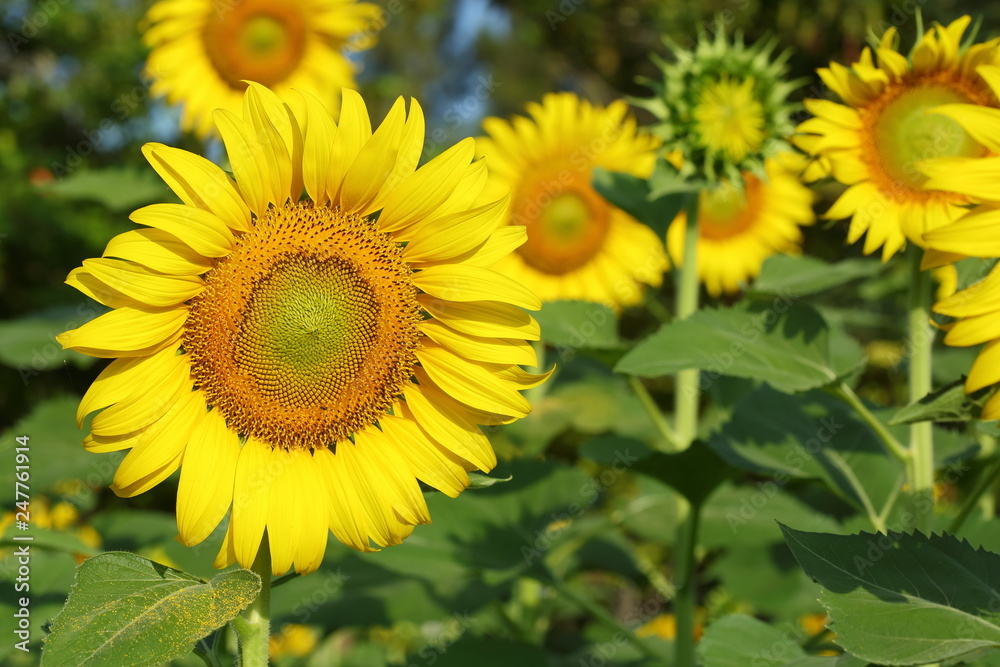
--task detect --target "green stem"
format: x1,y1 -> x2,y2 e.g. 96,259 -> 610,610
235,537 -> 272,667
948,457 -> 1000,535
825,382 -> 908,463
547,575 -> 661,660
908,250 -> 935,530
628,375 -> 678,452
674,193 -> 701,450
674,499 -> 701,667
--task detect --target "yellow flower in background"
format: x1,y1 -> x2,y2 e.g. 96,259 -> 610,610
269,624 -> 319,659
142,0 -> 383,137
58,83 -> 549,575
795,16 -> 1000,260
476,92 -> 667,309
666,154 -> 815,297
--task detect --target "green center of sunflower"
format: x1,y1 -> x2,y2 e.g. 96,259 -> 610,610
697,174 -> 762,240
693,76 -> 765,162
202,1 -> 307,89
874,85 -> 983,190
184,202 -> 421,450
515,186 -> 610,275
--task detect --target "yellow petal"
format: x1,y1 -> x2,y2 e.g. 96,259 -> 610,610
90,350 -> 191,437
336,440 -> 399,548
404,194 -> 509,263
112,389 -> 205,497
265,446 -> 300,575
242,83 -> 295,206
379,137 -> 476,232
380,414 -> 472,496
245,82 -> 303,200
299,90 -> 338,205
103,228 -> 213,276
329,89 -> 372,201
930,104 -> 1000,153
231,437 -> 271,568
141,143 -> 251,232
353,427 -> 430,525
968,339 -> 1000,391
314,447 -> 374,552
944,312 -> 1000,346
215,109 -> 270,215
401,382 -> 496,471
925,208 -> 1000,256
177,409 -> 240,546
418,294 -> 540,340
288,451 -> 329,574
74,346 -> 183,427
339,97 -> 407,215
82,258 -> 203,307
57,306 -> 186,358
416,344 -> 531,418
413,265 -> 541,310
418,319 -> 536,366
130,204 -> 235,257
66,268 -> 144,309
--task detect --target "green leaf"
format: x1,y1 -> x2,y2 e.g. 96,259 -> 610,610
0,524 -> 99,558
890,377 -> 994,425
634,440 -> 736,507
591,167 -> 687,237
709,387 -> 901,515
579,435 -> 651,465
534,300 -> 619,350
426,637 -> 549,667
0,307 -> 102,371
781,525 -> 1000,666
39,167 -> 170,212
0,397 -> 118,494
42,552 -> 260,667
750,255 -> 882,297
697,614 -> 807,667
615,302 -> 848,393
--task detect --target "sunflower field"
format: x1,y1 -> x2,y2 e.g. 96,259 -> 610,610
8,0 -> 1000,665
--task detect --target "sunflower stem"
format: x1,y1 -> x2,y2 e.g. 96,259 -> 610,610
948,455 -> 1000,535
674,192 -> 701,450
236,537 -> 272,667
907,250 -> 935,531
628,375 -> 679,452
674,498 -> 701,667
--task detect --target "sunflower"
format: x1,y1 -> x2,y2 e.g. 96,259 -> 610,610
476,92 -> 667,309
795,16 -> 1000,260
58,83 -> 549,575
666,153 -> 815,297
634,23 -> 800,183
142,0 -> 383,138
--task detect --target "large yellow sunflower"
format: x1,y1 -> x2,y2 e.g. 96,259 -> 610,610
795,16 -> 1000,260
666,153 -> 816,297
58,83 -> 548,575
476,92 -> 667,309
143,0 -> 383,137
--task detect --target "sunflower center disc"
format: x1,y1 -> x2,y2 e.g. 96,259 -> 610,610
203,0 -> 307,89
515,185 -> 610,274
873,84 -> 985,190
698,176 -> 762,240
185,202 -> 421,449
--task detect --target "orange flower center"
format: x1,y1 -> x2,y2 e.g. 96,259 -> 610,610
184,202 -> 420,449
202,0 -> 307,90
698,175 -> 763,241
514,171 -> 610,275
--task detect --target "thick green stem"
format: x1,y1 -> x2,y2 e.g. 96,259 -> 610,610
674,499 -> 701,667
674,193 -> 701,450
235,537 -> 272,667
908,250 -> 935,530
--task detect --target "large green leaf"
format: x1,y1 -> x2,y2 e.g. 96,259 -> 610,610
890,377 -> 994,425
750,255 -> 882,297
615,302 -> 851,393
633,440 -> 736,507
709,387 -> 901,515
698,614 -> 807,667
42,552 -> 259,667
534,300 -> 619,350
782,526 -> 1000,666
